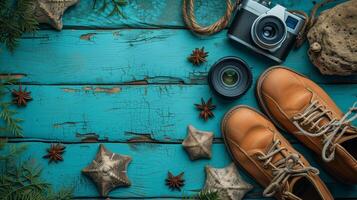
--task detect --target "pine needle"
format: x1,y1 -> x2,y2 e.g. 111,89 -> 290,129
93,0 -> 128,18
183,190 -> 221,200
0,78 -> 23,137
0,0 -> 39,52
195,190 -> 220,200
0,148 -> 73,200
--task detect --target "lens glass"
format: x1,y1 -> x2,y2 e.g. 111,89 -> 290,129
262,24 -> 276,39
254,16 -> 286,46
221,68 -> 239,87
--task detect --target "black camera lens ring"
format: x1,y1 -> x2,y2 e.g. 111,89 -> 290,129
256,16 -> 286,44
251,15 -> 287,50
208,56 -> 252,100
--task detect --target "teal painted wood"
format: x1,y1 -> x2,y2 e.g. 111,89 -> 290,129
1,84 -> 356,142
3,142 -> 357,199
61,0 -> 340,29
1,0 -> 357,199
1,30 -> 356,84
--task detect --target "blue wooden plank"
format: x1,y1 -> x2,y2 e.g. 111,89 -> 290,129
60,0 -> 340,28
2,142 -> 356,199
1,30 -> 355,84
1,84 -> 356,142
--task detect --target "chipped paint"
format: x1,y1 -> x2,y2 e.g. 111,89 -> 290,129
80,33 -> 96,41
62,88 -> 80,93
125,80 -> 148,85
0,73 -> 27,80
83,86 -> 121,94
53,121 -> 85,128
112,31 -> 121,39
75,132 -> 106,143
124,76 -> 185,85
188,72 -> 208,84
125,131 -> 158,143
62,86 -> 121,94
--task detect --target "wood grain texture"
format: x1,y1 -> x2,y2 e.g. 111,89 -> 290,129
1,30 -> 356,85
1,0 -> 357,199
61,0 -> 340,29
3,142 -> 357,199
2,84 -> 356,142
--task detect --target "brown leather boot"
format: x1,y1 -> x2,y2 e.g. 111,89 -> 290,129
257,66 -> 357,184
221,106 -> 334,200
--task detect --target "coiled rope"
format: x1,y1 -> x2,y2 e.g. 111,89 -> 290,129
182,0 -> 241,35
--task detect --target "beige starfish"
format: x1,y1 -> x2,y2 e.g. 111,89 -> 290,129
34,0 -> 79,30
204,163 -> 253,200
182,125 -> 214,160
82,144 -> 132,196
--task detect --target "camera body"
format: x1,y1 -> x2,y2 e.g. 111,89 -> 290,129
228,0 -> 305,63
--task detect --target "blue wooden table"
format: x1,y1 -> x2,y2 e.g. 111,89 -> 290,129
1,0 -> 357,199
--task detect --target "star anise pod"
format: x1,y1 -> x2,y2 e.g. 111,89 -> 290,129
43,143 -> 66,163
188,47 -> 208,65
195,98 -> 216,121
165,171 -> 184,191
12,85 -> 32,107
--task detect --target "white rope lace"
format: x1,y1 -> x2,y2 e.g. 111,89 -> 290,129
292,101 -> 357,162
259,140 -> 319,198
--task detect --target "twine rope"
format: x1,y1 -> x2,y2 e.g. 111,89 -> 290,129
182,0 -> 240,35
294,0 -> 339,48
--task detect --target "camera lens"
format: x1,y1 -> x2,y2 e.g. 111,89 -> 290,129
251,15 -> 287,50
208,57 -> 252,100
221,68 -> 239,87
262,25 -> 276,38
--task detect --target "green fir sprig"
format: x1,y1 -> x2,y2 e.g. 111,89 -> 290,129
93,0 -> 128,18
194,190 -> 220,200
0,138 -> 27,161
0,78 -> 23,137
0,0 -> 39,52
0,142 -> 73,200
183,190 -> 221,200
0,159 -> 73,200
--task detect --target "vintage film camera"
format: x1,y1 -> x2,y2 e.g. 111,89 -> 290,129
228,0 -> 306,63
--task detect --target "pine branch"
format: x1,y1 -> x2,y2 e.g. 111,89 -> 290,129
0,78 -> 24,137
0,158 -> 73,200
47,187 -> 74,200
0,102 -> 24,137
0,142 -> 27,161
183,190 -> 221,200
93,0 -> 128,18
195,190 -> 220,200
0,0 -> 39,52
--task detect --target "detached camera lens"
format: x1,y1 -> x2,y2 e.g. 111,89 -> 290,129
222,68 -> 239,87
208,57 -> 252,100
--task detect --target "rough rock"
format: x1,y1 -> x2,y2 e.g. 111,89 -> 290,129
307,0 -> 357,75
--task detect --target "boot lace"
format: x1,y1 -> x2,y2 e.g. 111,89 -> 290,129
292,101 -> 357,162
259,140 -> 319,198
